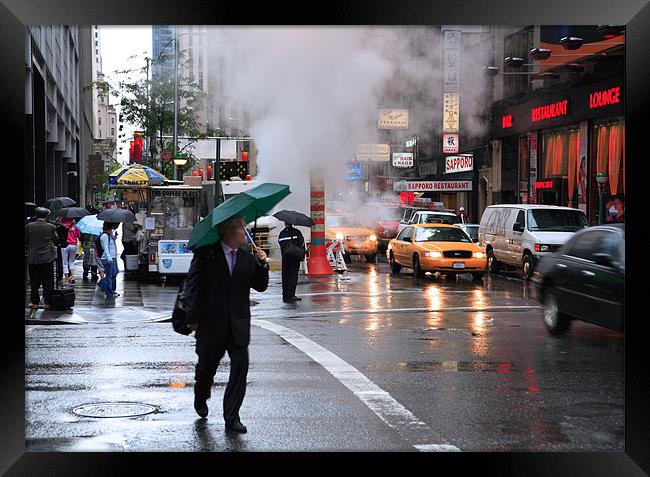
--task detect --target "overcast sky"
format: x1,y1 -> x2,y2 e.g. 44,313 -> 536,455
100,26 -> 152,164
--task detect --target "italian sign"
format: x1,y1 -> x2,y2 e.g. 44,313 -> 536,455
378,109 -> 409,129
443,93 -> 460,133
442,133 -> 459,153
393,180 -> 472,192
445,154 -> 473,173
392,153 -> 414,168
443,30 -> 461,92
356,143 -> 390,162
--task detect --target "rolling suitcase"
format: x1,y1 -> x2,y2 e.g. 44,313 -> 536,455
50,257 -> 75,311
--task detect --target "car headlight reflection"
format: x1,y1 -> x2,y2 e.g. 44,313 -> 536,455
473,252 -> 485,259
369,235 -> 377,241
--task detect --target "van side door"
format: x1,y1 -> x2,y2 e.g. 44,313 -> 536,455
508,209 -> 526,263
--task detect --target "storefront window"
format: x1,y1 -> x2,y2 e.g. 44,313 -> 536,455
590,118 -> 625,223
539,127 -> 579,207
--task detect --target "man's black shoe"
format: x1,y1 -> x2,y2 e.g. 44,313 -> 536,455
291,296 -> 302,301
225,420 -> 247,433
194,395 -> 209,418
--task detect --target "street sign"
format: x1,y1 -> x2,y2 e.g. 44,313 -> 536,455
392,153 -> 414,168
356,144 -> 390,162
445,154 -> 473,173
378,109 -> 409,129
393,180 -> 473,192
443,133 -> 459,153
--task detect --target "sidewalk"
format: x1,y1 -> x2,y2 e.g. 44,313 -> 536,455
25,257 -> 175,326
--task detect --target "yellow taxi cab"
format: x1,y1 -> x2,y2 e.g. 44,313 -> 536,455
386,223 -> 487,280
326,212 -> 378,263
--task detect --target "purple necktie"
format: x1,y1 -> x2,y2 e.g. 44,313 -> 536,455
230,249 -> 237,275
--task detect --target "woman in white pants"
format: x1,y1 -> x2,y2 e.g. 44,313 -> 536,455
59,218 -> 81,284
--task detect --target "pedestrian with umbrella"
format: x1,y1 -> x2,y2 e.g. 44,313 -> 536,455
273,210 -> 312,303
182,183 -> 289,431
25,207 -> 58,309
55,213 -> 82,285
76,214 -> 104,281
96,221 -> 120,299
45,196 -> 76,213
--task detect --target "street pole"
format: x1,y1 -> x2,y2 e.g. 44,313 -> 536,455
215,138 -> 223,205
173,27 -> 179,181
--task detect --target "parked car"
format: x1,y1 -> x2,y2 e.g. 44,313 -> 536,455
533,224 -> 624,335
397,209 -> 459,235
386,224 -> 487,280
326,212 -> 378,263
478,204 -> 590,280
457,223 -> 480,243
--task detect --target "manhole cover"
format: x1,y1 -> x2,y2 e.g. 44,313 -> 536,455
71,402 -> 158,418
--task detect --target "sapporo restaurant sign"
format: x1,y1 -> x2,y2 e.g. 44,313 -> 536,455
393,180 -> 472,192
494,79 -> 624,137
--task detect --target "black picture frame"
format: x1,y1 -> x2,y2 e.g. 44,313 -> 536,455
4,0 -> 649,474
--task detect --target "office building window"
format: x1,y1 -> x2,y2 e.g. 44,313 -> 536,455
111,128 -> 115,136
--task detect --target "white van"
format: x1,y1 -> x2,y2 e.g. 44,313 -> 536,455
478,204 -> 590,280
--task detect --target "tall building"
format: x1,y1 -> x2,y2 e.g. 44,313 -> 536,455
25,25 -> 90,206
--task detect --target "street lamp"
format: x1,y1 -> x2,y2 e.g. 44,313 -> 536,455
173,153 -> 188,181
595,172 -> 609,224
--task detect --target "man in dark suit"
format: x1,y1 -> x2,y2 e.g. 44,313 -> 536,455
278,222 -> 305,303
25,207 -> 59,309
183,215 -> 269,433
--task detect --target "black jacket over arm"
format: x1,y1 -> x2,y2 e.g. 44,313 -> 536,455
183,242 -> 269,347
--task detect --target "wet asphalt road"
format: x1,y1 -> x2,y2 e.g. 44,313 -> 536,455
25,256 -> 624,452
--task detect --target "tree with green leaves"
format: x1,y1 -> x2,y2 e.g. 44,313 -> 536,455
90,50 -> 218,179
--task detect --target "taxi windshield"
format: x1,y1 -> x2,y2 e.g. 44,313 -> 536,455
415,227 -> 471,243
326,215 -> 357,228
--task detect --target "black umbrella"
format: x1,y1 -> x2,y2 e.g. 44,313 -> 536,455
273,210 -> 314,227
25,202 -> 37,215
97,208 -> 136,223
54,207 -> 91,219
45,196 -> 76,212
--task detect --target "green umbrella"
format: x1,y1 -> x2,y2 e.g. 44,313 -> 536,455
188,182 -> 291,251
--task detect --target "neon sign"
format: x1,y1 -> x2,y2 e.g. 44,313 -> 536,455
502,114 -> 513,128
589,86 -> 621,109
532,100 -> 568,122
535,180 -> 554,189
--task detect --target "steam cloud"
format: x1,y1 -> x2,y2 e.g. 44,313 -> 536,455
203,27 -> 494,233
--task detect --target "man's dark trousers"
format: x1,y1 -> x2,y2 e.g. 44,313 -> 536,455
28,261 -> 54,305
194,336 -> 248,424
282,257 -> 300,300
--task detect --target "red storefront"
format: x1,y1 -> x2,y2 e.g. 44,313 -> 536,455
493,76 -> 624,225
